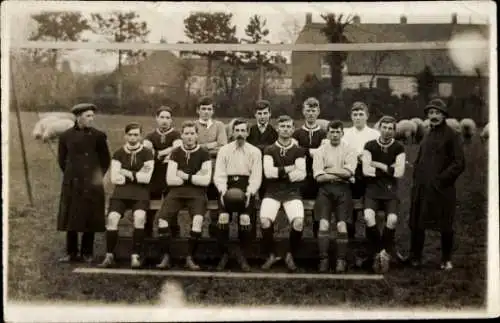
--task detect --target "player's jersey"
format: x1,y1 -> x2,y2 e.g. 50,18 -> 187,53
247,123 -> 278,151
168,144 -> 211,197
263,141 -> 307,200
144,128 -> 181,194
111,145 -> 154,201
364,139 -> 405,199
293,124 -> 327,176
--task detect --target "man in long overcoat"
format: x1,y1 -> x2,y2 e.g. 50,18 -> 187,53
408,98 -> 465,270
57,103 -> 111,263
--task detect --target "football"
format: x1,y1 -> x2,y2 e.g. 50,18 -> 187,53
223,188 -> 246,213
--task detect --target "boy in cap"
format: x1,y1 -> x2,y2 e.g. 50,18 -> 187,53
57,103 -> 111,263
408,98 -> 465,270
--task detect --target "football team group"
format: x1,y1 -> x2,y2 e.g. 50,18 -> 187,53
56,96 -> 465,274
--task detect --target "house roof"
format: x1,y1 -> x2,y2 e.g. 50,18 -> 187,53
295,22 -> 489,77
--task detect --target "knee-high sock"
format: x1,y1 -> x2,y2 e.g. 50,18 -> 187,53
106,230 -> 118,254
366,225 -> 381,256
216,224 -> 230,254
238,225 -> 252,255
132,228 -> 145,255
336,232 -> 348,260
157,227 -> 170,255
261,224 -> 275,256
289,228 -> 303,256
188,231 -> 202,257
441,231 -> 454,262
144,210 -> 156,238
381,226 -> 396,254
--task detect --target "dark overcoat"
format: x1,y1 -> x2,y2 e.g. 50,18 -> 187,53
409,121 -> 465,232
57,124 -> 111,232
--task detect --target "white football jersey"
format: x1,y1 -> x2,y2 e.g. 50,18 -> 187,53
342,126 -> 380,155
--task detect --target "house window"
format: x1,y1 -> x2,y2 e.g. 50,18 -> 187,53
320,57 -> 330,79
438,82 -> 453,97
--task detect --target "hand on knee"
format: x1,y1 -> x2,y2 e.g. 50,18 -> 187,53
239,214 -> 251,226
318,219 -> 330,236
260,217 -> 272,229
191,215 -> 204,233
363,209 -> 377,227
106,212 -> 121,230
133,210 -> 146,229
386,213 -> 398,229
337,221 -> 347,233
291,217 -> 304,231
218,212 -> 230,225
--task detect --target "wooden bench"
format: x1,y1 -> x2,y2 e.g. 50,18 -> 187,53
114,198 -> 376,262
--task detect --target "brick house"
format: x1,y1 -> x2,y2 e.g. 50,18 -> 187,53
292,13 -> 489,98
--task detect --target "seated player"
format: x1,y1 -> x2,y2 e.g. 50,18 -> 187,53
361,116 -> 405,273
343,101 -> 380,240
213,119 -> 262,271
247,100 -> 278,200
155,121 -> 212,271
292,97 -> 328,238
260,115 -> 307,272
99,123 -> 154,268
313,120 -> 358,273
143,106 -> 182,238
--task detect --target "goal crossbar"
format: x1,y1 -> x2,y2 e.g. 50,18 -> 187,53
9,40 -> 488,51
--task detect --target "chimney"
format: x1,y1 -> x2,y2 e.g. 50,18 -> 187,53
305,13 -> 312,25
451,13 -> 458,24
400,15 -> 407,24
353,15 -> 361,24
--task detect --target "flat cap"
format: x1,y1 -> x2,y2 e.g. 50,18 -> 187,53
71,103 -> 97,115
424,98 -> 448,116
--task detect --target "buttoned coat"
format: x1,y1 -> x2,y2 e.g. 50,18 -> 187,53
57,124 -> 111,232
409,121 -> 465,232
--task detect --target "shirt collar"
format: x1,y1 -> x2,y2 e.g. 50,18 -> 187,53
124,143 -> 143,154
258,123 -> 268,130
275,140 -> 295,150
301,124 -> 321,132
198,119 -> 213,129
156,127 -> 174,136
181,144 -> 200,153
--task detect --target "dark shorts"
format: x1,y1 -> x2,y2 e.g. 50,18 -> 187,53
300,175 -> 320,200
350,163 -> 366,199
218,176 -> 256,215
108,198 -> 149,217
364,197 -> 399,215
314,182 -> 353,223
157,191 -> 207,220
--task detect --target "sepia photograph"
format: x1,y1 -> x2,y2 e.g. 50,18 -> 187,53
2,1 -> 498,321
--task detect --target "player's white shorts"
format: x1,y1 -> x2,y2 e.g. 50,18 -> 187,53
259,198 -> 304,223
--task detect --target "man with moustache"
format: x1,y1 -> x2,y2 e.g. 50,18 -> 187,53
213,119 -> 262,271
143,106 -> 182,238
57,103 -> 111,264
408,98 -> 465,270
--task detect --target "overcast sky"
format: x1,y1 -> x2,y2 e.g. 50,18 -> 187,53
4,1 -> 494,73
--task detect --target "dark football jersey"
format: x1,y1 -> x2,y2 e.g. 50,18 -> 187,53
364,139 -> 405,199
111,145 -> 154,201
144,128 -> 181,194
293,125 -> 327,175
247,124 -> 278,152
263,141 -> 307,200
168,145 -> 211,197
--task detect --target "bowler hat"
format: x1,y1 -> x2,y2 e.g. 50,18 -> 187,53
71,103 -> 97,116
424,98 -> 448,116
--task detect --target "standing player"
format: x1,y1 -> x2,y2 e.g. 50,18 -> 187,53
342,101 -> 380,240
247,99 -> 278,200
213,119 -> 262,271
155,121 -> 212,271
292,97 -> 328,238
260,115 -> 307,272
143,106 -> 182,238
361,116 -> 406,273
313,120 -> 358,273
99,123 -> 154,268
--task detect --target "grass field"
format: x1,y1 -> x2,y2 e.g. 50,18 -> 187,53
6,112 -> 489,310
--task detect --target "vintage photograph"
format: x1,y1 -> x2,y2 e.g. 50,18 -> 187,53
2,1 -> 498,321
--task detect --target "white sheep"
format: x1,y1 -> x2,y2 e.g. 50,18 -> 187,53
446,118 -> 462,133
39,118 -> 74,142
38,112 -> 76,121
459,118 -> 477,141
411,118 -> 425,143
396,119 -> 417,144
32,115 -> 65,140
480,123 -> 489,142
